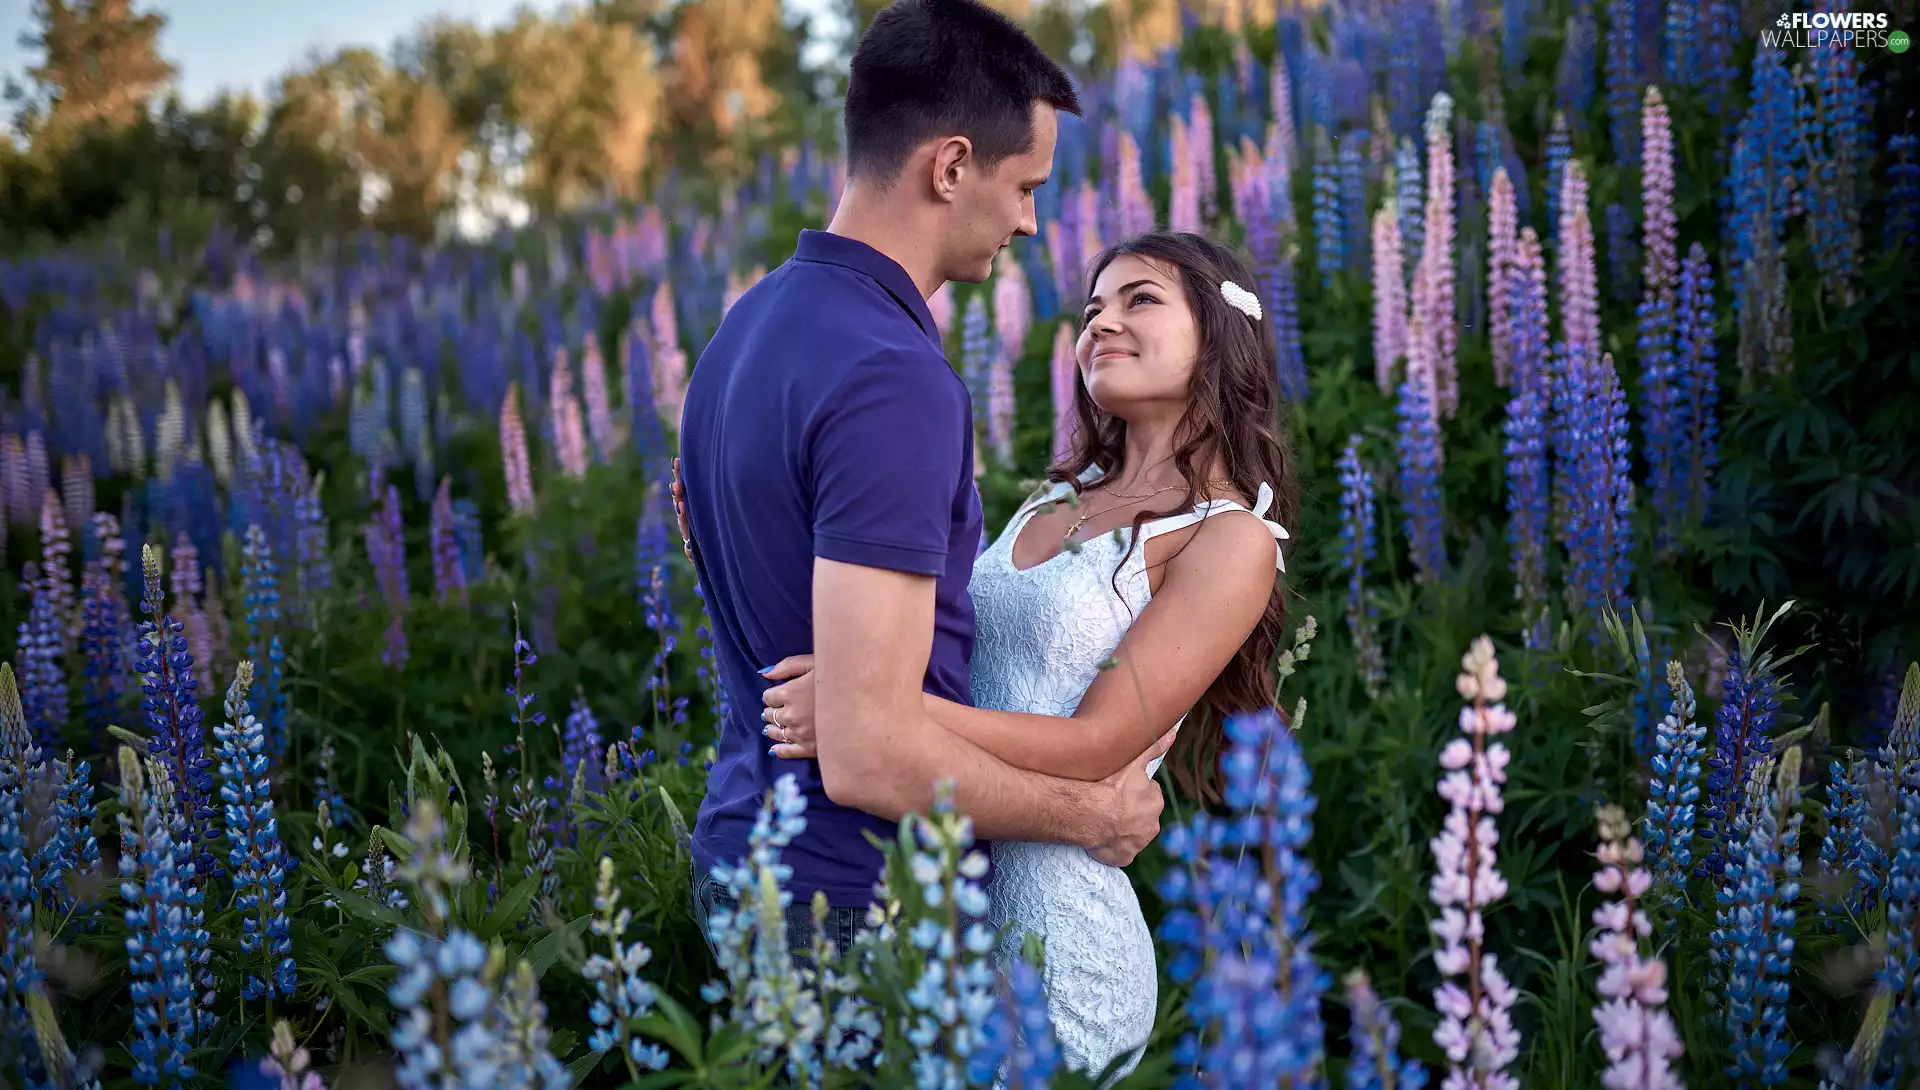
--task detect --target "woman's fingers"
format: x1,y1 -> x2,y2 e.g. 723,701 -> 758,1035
760,655 -> 814,681
770,742 -> 813,760
763,687 -> 788,710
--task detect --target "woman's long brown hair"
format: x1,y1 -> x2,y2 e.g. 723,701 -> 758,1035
1048,231 -> 1300,804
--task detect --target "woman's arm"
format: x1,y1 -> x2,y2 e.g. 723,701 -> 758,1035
768,512 -> 1281,781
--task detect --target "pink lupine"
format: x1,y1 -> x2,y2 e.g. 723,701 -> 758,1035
987,346 -> 1015,466
1372,201 -> 1409,394
930,282 -> 956,342
1430,635 -> 1522,1090
1045,220 -> 1074,306
581,333 -> 617,463
1169,115 -> 1201,233
171,533 -> 216,693
1050,322 -> 1080,462
1557,161 -> 1601,368
1640,87 -> 1678,308
550,348 -> 589,480
1192,93 -> 1217,222
651,282 -> 689,433
1076,180 -> 1102,264
1119,132 -> 1156,237
1589,804 -> 1686,1090
500,382 -> 535,516
994,254 -> 1031,361
1488,168 -> 1519,388
1415,93 -> 1458,419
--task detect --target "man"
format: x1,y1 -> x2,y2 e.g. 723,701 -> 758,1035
675,0 -> 1168,961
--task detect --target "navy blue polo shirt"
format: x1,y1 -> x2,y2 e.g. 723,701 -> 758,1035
680,229 -> 985,908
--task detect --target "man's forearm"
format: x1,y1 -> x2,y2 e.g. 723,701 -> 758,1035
862,716 -> 1110,848
921,694 -> 1126,782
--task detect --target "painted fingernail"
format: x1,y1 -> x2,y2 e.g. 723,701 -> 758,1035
758,664 -> 775,675
767,745 -> 779,756
761,726 -> 772,737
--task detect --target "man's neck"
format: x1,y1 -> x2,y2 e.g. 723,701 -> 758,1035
826,185 -> 944,300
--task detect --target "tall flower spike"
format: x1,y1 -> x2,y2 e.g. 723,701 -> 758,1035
214,662 -> 295,1003
1486,168 -> 1518,388
1418,92 -> 1458,419
1396,319 -> 1447,583
1644,661 -> 1704,901
500,382 -> 535,516
1590,804 -> 1685,1088
1371,199 -> 1409,394
1345,969 -> 1428,1090
1503,228 -> 1552,649
135,544 -> 218,882
1710,748 -> 1802,1085
1429,636 -> 1521,1090
1338,436 -> 1385,699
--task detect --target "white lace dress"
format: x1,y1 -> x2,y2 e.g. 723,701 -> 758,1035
967,472 -> 1288,1081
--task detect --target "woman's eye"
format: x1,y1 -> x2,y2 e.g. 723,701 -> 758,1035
1130,292 -> 1157,307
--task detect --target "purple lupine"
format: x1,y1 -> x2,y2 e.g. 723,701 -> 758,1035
1503,228 -> 1551,649
1800,45 -> 1869,308
1486,168 -> 1518,388
1372,199 -> 1409,394
1603,0 -> 1640,167
1340,128 -> 1368,275
1118,131 -> 1155,237
80,540 -> 130,748
1639,87 -> 1683,553
1888,131 -> 1920,251
1725,48 -> 1799,382
429,476 -> 467,608
1552,161 -> 1600,529
500,383 -> 535,516
1699,628 -> 1784,881
1674,245 -> 1720,530
1415,93 -> 1457,419
1312,127 -> 1344,288
134,544 -> 219,883
364,477 -> 409,670
1169,114 -> 1200,234
16,562 -> 68,754
1338,436 -> 1385,698
1569,353 -> 1635,630
1544,113 -> 1571,249
1396,318 -> 1447,583
37,491 -> 75,654
1050,323 -> 1080,463
960,295 -> 994,412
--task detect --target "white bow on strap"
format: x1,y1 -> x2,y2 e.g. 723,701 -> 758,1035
1250,481 -> 1291,573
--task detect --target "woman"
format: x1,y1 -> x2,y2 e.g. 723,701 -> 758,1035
759,231 -> 1300,1078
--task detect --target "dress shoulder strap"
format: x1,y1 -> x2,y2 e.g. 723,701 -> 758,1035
1136,481 -> 1292,572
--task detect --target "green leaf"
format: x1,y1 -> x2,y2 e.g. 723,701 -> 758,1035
564,1046 -> 603,1088
477,869 -> 543,939
326,885 -> 410,931
524,914 -> 592,979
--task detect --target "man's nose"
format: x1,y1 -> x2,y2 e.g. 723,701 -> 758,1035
1016,204 -> 1038,237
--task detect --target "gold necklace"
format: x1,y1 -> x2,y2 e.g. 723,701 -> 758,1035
1063,484 -> 1182,538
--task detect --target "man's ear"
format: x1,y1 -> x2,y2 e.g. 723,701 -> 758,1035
929,136 -> 972,203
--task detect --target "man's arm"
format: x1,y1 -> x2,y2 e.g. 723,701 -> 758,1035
811,556 -> 1160,848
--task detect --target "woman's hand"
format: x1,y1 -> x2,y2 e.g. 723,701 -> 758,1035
760,654 -> 817,759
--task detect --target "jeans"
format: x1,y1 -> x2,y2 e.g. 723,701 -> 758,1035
692,867 -> 873,972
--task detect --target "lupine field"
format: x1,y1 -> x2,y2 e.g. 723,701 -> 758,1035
2,0 -> 1919,1087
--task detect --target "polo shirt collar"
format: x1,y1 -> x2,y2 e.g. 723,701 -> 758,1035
793,229 -> 940,344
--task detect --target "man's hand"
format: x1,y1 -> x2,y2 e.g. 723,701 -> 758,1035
1087,727 -> 1176,868
761,655 -> 817,759
670,457 -> 695,564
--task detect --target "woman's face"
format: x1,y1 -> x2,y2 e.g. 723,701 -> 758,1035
1076,254 -> 1200,415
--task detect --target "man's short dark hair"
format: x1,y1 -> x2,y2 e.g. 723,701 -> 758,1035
844,0 -> 1081,187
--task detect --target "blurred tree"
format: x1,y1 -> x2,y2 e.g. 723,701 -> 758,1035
14,0 -> 176,140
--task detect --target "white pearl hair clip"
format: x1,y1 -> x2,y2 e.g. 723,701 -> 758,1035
1220,280 -> 1263,322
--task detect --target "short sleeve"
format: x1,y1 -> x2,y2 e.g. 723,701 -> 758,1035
808,350 -> 969,575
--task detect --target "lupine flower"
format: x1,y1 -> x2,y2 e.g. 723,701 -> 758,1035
1589,804 -> 1684,1089
1800,46 -> 1868,308
1602,0 -> 1639,167
581,856 -> 670,1077
581,333 -> 618,463
429,477 -> 467,608
241,526 -> 289,761
889,780 -> 999,1087
993,253 -> 1031,362
1416,93 -> 1458,419
214,662 -> 295,1003
1395,138 -> 1424,279
1396,319 -> 1447,583
692,580 -> 731,735
1710,746 -> 1802,1085
1486,168 -> 1518,388
1429,636 -> 1521,1090
1118,131 -> 1155,237
37,492 -> 75,653
1192,92 -> 1217,221
115,745 -> 211,1085
1673,245 -> 1720,530
961,295 -> 993,412
1544,113 -> 1571,248
500,383 -> 536,516
1637,88 -> 1682,553
1816,752 -> 1883,923
1725,49 -> 1799,382
258,1019 -> 326,1090
1340,128 -> 1369,275
1643,662 -> 1703,899
1700,610 -> 1788,881
1338,436 -> 1385,699
641,565 -> 687,737
1371,200 -> 1409,393
1888,131 -> 1920,251
1169,114 -> 1200,233
503,613 -> 555,909
16,562 -> 68,754
1570,354 -> 1634,627
1502,228 -> 1551,648
451,498 -> 484,588
1313,127 -> 1344,287
365,480 -> 410,669
1156,708 -> 1327,1087
1864,774 -> 1919,1087
986,345 -> 1015,467
549,347 -> 589,480
0,717 -> 48,1089
1049,323 -> 1080,463
1344,969 -> 1428,1090
702,774 -> 836,1082
968,957 -> 1061,1089
134,545 -> 219,882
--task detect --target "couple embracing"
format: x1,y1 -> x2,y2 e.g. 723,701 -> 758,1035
672,0 -> 1301,1078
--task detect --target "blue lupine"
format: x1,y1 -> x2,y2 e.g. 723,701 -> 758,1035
1867,775 -> 1918,1087
134,545 -> 219,882
1602,0 -> 1638,166
214,663 -> 296,1004
581,856 -> 671,1077
1711,748 -> 1801,1086
1639,283 -> 1681,555
960,296 -> 994,412
116,745 -> 210,1085
1644,661 -> 1703,899
1312,128 -> 1343,287
1585,355 -> 1634,624
1395,373 -> 1446,582
1800,46 -> 1869,307
1725,49 -> 1800,372
429,476 -> 468,608
1502,0 -> 1532,76
1817,753 -> 1881,923
1700,613 -> 1787,881
1339,128 -> 1368,275
1502,231 -> 1551,648
967,957 -> 1060,1089
1395,138 -> 1424,277
241,526 -> 290,763
1604,201 -> 1637,303
451,497 -> 485,587
552,693 -> 604,802
1343,969 -> 1427,1090
79,555 -> 129,747
1337,436 -> 1384,697
16,563 -> 68,754
894,782 -> 997,1089
1156,709 -> 1326,1089
1674,244 -> 1720,529
1889,132 -> 1920,252
1543,114 -> 1571,247
0,695 -> 49,1088
692,579 -> 731,733
641,566 -> 687,736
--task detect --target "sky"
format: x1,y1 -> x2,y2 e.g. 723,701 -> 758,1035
0,0 -> 844,108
